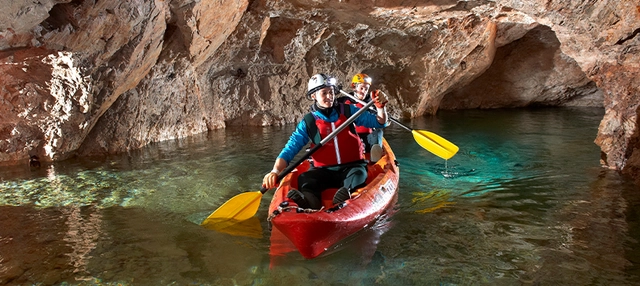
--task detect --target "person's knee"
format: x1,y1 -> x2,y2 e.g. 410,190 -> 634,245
353,166 -> 367,176
298,173 -> 316,189
298,172 -> 312,183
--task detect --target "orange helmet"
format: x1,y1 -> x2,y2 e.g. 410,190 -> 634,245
350,73 -> 372,88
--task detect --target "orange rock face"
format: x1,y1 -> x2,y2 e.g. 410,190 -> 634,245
0,0 -> 638,185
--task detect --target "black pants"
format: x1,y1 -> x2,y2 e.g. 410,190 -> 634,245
297,161 -> 368,209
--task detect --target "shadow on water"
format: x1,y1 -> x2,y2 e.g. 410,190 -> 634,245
1,107 -> 640,285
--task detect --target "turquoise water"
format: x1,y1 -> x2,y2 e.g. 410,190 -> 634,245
1,107 -> 639,285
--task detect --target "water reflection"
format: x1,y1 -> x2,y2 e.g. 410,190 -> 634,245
268,208 -> 398,284
411,189 -> 455,213
201,217 -> 264,239
0,108 -> 639,284
62,206 -> 102,280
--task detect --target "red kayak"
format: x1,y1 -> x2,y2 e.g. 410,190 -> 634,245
267,139 -> 400,259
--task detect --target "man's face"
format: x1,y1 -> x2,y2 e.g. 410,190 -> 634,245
354,83 -> 370,99
312,87 -> 335,108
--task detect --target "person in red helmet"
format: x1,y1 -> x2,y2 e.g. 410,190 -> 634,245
337,73 -> 384,162
262,73 -> 389,209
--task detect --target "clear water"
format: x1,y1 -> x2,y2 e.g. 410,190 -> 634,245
1,107 -> 639,285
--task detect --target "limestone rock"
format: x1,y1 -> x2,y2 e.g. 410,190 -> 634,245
0,0 -> 638,185
440,25 -> 603,109
77,0 -> 248,154
0,0 -> 72,48
0,48 -> 91,162
495,0 -> 639,181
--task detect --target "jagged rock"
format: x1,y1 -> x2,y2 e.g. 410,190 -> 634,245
1,0 -> 168,162
494,0 -> 639,183
0,0 -> 638,185
0,48 -> 91,163
78,0 -> 249,154
0,0 -> 72,48
440,25 -> 603,109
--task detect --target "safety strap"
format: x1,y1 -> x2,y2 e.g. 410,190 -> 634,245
304,103 -> 355,144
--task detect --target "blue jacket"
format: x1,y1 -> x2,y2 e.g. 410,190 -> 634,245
278,104 -> 388,163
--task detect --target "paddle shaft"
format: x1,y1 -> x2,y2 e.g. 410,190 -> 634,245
339,90 -> 414,131
338,89 -> 459,160
260,99 -> 378,194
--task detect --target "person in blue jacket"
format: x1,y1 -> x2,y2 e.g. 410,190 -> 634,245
262,73 -> 389,209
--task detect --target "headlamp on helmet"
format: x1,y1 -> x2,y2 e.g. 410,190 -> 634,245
307,73 -> 337,97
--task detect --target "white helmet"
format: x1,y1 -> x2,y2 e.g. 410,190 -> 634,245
307,73 -> 337,97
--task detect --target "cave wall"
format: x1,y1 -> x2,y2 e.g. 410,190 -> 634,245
493,0 -> 639,182
0,0 -> 638,184
440,25 -> 603,109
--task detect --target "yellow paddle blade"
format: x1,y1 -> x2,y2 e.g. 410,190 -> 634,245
200,191 -> 262,226
411,189 -> 455,213
412,130 -> 459,160
201,216 -> 263,238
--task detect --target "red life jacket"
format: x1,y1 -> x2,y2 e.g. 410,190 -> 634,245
340,95 -> 372,134
304,103 -> 364,167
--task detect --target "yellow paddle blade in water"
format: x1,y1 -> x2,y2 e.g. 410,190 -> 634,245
200,191 -> 262,226
412,130 -> 459,160
412,189 -> 455,213
201,216 -> 263,238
